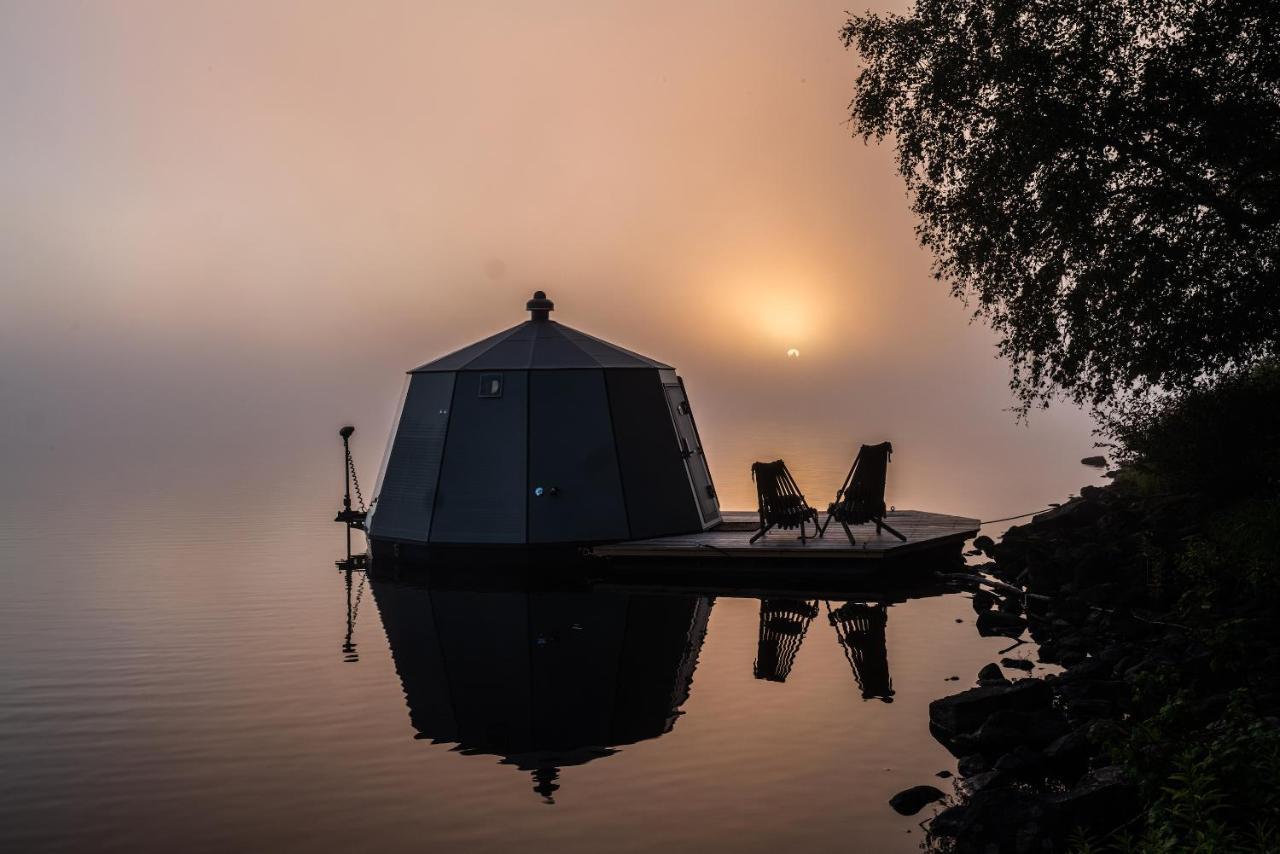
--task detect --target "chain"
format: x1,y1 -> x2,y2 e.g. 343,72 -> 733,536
347,450 -> 367,512
351,571 -> 367,622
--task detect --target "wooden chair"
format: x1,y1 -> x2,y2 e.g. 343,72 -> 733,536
750,460 -> 822,543
819,442 -> 907,546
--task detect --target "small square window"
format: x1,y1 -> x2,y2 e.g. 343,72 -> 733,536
479,374 -> 503,398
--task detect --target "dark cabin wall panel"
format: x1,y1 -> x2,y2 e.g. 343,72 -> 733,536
605,370 -> 702,539
430,371 -> 528,543
368,372 -> 455,543
528,370 -> 629,543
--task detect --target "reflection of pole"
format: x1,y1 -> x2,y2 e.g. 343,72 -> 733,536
342,565 -> 357,661
532,767 -> 560,804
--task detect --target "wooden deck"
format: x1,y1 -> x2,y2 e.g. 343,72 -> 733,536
591,510 -> 980,562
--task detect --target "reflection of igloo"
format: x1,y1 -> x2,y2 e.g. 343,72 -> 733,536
370,577 -> 712,802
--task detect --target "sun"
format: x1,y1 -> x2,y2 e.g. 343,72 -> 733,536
786,348 -> 801,358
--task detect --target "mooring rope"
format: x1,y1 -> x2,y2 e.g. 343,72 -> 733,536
979,508 -> 1054,525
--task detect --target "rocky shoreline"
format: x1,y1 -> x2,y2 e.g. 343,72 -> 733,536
899,480 -> 1280,852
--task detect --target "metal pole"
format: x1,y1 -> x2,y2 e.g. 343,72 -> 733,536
340,426 -> 355,558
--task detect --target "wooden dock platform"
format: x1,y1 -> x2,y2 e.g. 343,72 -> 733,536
591,510 -> 980,562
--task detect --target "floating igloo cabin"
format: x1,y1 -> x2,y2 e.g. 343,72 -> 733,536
366,292 -> 721,546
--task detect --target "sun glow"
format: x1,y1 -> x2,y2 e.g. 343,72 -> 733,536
704,271 -> 829,359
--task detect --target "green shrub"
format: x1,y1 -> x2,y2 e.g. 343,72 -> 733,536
1107,360 -> 1280,500
1096,691 -> 1280,853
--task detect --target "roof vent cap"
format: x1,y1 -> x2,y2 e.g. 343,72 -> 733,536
526,290 -> 554,321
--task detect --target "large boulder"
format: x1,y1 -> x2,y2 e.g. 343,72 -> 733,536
889,784 -> 946,816
993,744 -> 1047,779
942,787 -> 1051,853
974,709 -> 1034,752
1050,766 -> 1138,836
928,804 -> 968,837
977,662 -> 1009,686
1024,710 -> 1071,748
1042,729 -> 1091,781
929,679 -> 1052,734
976,609 -> 1028,637
1031,496 -> 1104,530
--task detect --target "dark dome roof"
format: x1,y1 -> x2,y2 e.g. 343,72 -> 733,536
410,320 -> 673,372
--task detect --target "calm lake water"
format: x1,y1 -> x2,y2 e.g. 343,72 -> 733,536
0,439 -> 1067,854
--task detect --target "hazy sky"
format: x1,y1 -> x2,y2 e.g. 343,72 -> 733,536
0,1 -> 1101,518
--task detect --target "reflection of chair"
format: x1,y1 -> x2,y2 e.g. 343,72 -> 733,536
754,599 -> 819,682
827,601 -> 894,702
750,460 -> 822,543
819,442 -> 906,546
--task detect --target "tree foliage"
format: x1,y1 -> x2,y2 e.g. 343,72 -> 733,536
843,0 -> 1280,411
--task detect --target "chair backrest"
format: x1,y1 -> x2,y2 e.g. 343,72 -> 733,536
836,442 -> 893,521
752,460 -> 810,520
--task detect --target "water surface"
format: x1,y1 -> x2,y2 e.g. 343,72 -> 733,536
0,449 -> 1053,853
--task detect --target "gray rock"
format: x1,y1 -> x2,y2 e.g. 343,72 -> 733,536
1001,657 -> 1035,671
928,804 -> 967,837
889,784 -> 946,816
1025,712 -> 1071,748
1098,643 -> 1133,666
1043,729 -> 1090,780
1050,766 -> 1137,835
1056,658 -> 1111,684
1084,718 -> 1126,748
1060,650 -> 1087,667
998,594 -> 1025,613
994,744 -> 1045,778
977,662 -> 1008,686
1065,697 -> 1115,719
975,710 -> 1034,752
955,787 -> 1049,851
961,769 -> 1006,795
929,679 -> 1052,734
1031,497 -> 1103,529
1037,641 -> 1062,663
957,753 -> 989,777
976,609 -> 1028,637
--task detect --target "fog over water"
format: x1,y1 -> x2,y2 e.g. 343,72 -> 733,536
1,0 -> 1101,519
